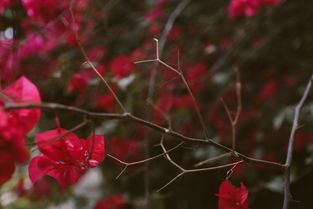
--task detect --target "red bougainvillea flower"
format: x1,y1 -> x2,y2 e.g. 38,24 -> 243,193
67,33 -> 80,48
1,76 -> 41,133
94,195 -> 126,209
0,113 -> 27,185
29,120 -> 105,187
262,0 -> 281,6
228,0 -> 260,19
14,176 -> 55,201
67,73 -> 89,93
0,76 -> 41,185
87,47 -> 107,62
108,138 -> 142,162
0,0 -> 14,14
216,180 -> 249,209
254,80 -> 278,103
228,0 -> 281,20
145,6 -> 164,22
186,63 -> 207,91
109,56 -> 134,79
22,0 -> 68,23
95,93 -> 115,112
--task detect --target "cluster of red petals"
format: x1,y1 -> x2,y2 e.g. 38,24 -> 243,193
0,33 -> 59,81
14,177 -> 54,201
28,120 -> 105,187
254,80 -> 278,103
186,63 -> 207,91
67,33 -> 80,48
228,0 -> 281,20
95,93 -> 115,112
145,7 -> 164,22
94,195 -> 126,209
108,138 -> 142,162
152,92 -> 195,125
109,56 -> 135,79
22,0 -> 68,23
216,180 -> 250,209
0,76 -> 41,185
144,0 -> 168,22
21,0 -> 89,24
67,73 -> 89,94
67,65 -> 106,94
0,0 -> 12,14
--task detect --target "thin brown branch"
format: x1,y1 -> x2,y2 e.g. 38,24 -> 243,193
69,0 -> 127,113
185,160 -> 244,174
234,69 -> 242,124
136,39 -> 210,139
148,99 -> 173,130
144,0 -> 190,200
142,0 -> 191,199
107,142 -> 183,167
195,152 -> 232,167
38,120 -> 87,145
160,136 -> 185,171
157,135 -> 244,191
134,59 -> 158,64
3,102 -> 285,169
220,69 -> 242,151
116,166 -> 128,180
156,172 -> 184,192
283,74 -> 313,209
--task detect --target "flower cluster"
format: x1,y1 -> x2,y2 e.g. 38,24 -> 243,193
228,0 -> 281,19
0,76 -> 41,185
216,180 -> 249,209
29,119 -> 105,187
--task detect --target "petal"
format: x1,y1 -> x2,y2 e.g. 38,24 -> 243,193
2,76 -> 41,133
29,156 -> 54,183
36,128 -> 81,162
29,155 -> 84,187
219,180 -> 236,195
0,121 -> 28,163
239,182 -> 249,204
217,180 -> 237,209
3,76 -> 41,104
0,110 -> 8,127
0,151 -> 15,185
94,195 -> 126,209
45,163 -> 84,187
108,138 -> 141,161
11,135 -> 29,163
217,180 -> 250,209
85,135 -> 105,167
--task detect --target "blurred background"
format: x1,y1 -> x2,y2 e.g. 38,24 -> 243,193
0,0 -> 313,208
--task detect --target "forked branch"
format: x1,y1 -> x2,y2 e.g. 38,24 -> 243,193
283,74 -> 313,209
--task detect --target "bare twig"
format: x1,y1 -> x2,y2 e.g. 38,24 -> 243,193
69,0 -> 127,113
136,39 -> 210,139
157,135 -> 244,191
3,102 -> 285,170
144,1 -> 189,203
107,142 -> 183,178
195,152 -> 232,167
158,0 -> 191,53
221,69 -> 242,151
283,75 -> 313,209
